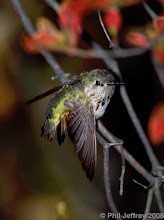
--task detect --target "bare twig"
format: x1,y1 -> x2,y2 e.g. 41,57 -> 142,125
97,132 -> 122,220
133,179 -> 148,189
143,2 -> 157,20
143,1 -> 164,30
111,46 -> 149,58
154,182 -> 164,213
143,188 -> 154,220
151,51 -> 164,89
36,46 -> 148,59
158,166 -> 164,171
43,0 -> 59,13
120,86 -> 162,176
97,127 -> 164,216
98,120 -> 164,212
43,47 -> 106,59
97,10 -> 116,48
10,0 -> 66,84
119,147 -> 125,196
10,0 -> 35,34
98,120 -> 155,183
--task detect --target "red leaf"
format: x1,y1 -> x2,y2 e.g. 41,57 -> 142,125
154,16 -> 164,33
154,47 -> 164,64
60,0 -> 144,11
153,36 -> 164,63
148,102 -> 164,146
157,0 -> 164,4
22,17 -> 77,53
60,0 -> 109,15
23,33 -> 57,53
58,6 -> 82,37
103,7 -> 122,37
127,32 -> 149,47
58,0 -> 112,38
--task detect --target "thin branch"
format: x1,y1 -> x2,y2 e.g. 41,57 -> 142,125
10,0 -> 66,84
143,2 -> 164,33
97,132 -> 122,220
39,46 -> 148,59
92,42 -> 122,79
103,147 -> 121,218
151,53 -> 164,90
133,179 -> 148,189
97,127 -> 164,216
43,0 -> 60,13
158,166 -> 164,171
111,46 -> 149,58
10,0 -> 35,34
97,10 -> 116,48
41,51 -> 67,84
143,2 -> 157,20
98,120 -> 155,183
119,148 -> 125,196
45,47 -> 103,58
154,183 -> 164,213
120,86 -> 162,176
143,188 -> 154,220
98,120 -> 164,211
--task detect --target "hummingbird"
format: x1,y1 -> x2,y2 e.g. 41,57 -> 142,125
27,69 -> 124,181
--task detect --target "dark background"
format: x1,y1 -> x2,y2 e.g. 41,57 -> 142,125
0,0 -> 163,219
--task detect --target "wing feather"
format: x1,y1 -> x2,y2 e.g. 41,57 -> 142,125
67,100 -> 97,181
57,120 -> 66,146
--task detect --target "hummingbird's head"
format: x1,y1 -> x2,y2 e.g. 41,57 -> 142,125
83,69 -> 121,119
84,69 -> 116,98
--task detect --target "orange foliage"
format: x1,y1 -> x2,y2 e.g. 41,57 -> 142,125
127,32 -> 149,47
103,7 -> 122,38
23,17 -> 76,53
154,36 -> 164,64
154,16 -> 164,33
60,0 -> 109,15
148,102 -> 164,146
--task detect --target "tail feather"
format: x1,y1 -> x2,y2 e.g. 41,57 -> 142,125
57,120 -> 66,146
41,120 -> 56,142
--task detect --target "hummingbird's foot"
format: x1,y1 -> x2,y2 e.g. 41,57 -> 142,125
51,73 -> 71,84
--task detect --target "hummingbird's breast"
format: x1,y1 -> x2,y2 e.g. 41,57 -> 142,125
84,84 -> 114,119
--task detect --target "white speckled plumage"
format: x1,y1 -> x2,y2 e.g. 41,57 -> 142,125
84,81 -> 115,119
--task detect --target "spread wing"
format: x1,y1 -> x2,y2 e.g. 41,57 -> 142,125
66,100 -> 97,181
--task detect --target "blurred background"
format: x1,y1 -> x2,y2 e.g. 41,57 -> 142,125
0,0 -> 164,220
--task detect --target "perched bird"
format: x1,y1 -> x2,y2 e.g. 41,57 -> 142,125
27,69 -> 123,181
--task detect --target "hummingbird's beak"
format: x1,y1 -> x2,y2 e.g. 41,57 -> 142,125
107,82 -> 125,86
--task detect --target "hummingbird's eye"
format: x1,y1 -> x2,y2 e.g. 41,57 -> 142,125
95,81 -> 100,86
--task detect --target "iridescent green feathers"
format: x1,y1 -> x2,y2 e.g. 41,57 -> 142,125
41,94 -> 97,181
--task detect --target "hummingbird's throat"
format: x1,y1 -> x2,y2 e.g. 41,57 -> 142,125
85,85 -> 113,119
